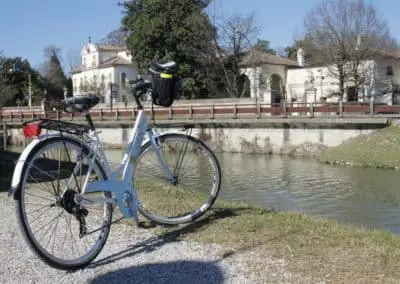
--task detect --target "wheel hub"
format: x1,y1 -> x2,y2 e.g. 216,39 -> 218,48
60,189 -> 88,217
60,189 -> 78,214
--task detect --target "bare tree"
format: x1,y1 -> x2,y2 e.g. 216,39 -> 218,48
65,48 -> 81,75
304,0 -> 397,100
206,13 -> 259,98
100,27 -> 128,46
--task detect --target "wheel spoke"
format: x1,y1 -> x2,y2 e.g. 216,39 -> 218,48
135,134 -> 221,224
16,137 -> 112,270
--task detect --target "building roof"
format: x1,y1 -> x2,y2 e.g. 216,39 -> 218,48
239,50 -> 301,68
72,56 -> 133,74
100,56 -> 132,67
378,50 -> 400,59
96,44 -> 127,52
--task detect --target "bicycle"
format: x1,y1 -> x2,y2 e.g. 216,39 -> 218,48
8,61 -> 222,270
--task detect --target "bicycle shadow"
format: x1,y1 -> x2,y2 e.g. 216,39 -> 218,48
88,206 -> 255,269
88,260 -> 224,284
0,149 -> 19,191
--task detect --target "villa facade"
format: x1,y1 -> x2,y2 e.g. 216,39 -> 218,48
240,49 -> 400,105
71,39 -> 138,104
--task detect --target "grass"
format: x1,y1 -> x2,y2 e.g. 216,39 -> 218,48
134,184 -> 400,282
318,124 -> 400,169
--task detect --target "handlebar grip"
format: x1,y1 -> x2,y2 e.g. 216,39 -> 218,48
128,78 -> 143,85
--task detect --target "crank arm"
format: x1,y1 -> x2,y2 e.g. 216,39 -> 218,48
75,195 -> 116,206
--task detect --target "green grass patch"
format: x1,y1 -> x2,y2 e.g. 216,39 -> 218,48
318,124 -> 400,169
142,194 -> 400,282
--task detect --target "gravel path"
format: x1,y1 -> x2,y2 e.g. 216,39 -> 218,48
0,192 -> 294,283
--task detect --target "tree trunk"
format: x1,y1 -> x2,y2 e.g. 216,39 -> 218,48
338,64 -> 345,101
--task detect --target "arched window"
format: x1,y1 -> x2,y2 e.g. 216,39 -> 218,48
92,55 -> 96,67
121,72 -> 127,87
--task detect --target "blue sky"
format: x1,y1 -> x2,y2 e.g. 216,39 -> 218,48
0,0 -> 399,72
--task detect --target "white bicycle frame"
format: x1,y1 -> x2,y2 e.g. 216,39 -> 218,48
70,109 -> 175,224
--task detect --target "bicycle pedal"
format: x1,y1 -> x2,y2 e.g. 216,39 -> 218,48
138,220 -> 157,229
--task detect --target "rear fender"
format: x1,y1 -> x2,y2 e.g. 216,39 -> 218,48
8,133 -> 82,200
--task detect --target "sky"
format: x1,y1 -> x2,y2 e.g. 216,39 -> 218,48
0,0 -> 399,72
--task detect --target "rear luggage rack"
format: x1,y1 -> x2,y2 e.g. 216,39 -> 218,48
23,118 -> 90,136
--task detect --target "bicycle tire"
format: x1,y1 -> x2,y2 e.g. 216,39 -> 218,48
14,136 -> 112,270
134,133 -> 222,225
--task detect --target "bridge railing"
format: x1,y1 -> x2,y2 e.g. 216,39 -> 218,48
1,101 -> 400,122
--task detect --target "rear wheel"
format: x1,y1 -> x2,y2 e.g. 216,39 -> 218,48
134,133 -> 222,225
15,137 -> 112,270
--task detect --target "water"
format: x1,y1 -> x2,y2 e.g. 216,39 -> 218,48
104,149 -> 400,234
4,147 -> 400,234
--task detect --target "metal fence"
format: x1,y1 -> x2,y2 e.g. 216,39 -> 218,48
2,101 -> 400,122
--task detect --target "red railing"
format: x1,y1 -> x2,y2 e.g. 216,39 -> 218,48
1,102 -> 400,122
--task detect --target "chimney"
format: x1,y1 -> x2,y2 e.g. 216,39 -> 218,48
297,48 -> 304,67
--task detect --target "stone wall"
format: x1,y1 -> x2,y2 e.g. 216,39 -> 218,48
6,118 -> 388,156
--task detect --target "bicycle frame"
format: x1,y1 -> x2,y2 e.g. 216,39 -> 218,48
75,109 -> 175,223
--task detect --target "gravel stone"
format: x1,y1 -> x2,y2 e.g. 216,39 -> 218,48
0,192 -> 296,283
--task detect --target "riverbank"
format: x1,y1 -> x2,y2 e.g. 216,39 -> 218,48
318,123 -> 400,169
3,191 -> 399,283
150,198 -> 400,282
129,178 -> 400,282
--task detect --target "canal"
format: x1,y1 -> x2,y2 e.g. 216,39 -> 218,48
3,148 -> 400,234
103,149 -> 400,234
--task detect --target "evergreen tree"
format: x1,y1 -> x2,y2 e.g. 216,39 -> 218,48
120,0 -> 215,98
41,45 -> 68,101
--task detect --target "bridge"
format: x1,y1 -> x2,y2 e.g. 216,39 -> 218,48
2,101 -> 400,123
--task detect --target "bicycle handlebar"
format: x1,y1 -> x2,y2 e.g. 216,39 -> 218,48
129,77 -> 152,110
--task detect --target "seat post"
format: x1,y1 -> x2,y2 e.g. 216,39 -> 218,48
84,112 -> 96,131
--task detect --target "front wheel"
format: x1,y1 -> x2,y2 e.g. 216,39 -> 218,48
134,133 -> 222,225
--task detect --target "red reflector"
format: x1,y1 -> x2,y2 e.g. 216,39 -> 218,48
23,122 -> 42,138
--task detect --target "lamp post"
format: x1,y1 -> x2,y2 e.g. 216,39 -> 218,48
387,66 -> 394,104
28,72 -> 32,110
318,69 -> 325,102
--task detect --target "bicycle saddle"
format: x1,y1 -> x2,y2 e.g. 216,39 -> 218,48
63,95 -> 100,113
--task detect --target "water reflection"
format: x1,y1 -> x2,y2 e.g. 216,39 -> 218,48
218,153 -> 400,234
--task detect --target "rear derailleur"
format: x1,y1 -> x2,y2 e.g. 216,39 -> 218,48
59,189 -> 89,238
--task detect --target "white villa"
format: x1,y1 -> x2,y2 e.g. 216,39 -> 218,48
71,39 -> 138,104
240,48 -> 400,105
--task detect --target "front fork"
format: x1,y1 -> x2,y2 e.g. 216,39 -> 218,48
149,131 -> 176,183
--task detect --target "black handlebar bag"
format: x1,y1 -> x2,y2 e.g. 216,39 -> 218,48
149,70 -> 181,107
